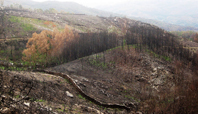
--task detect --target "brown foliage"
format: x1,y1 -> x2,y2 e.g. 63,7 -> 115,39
44,21 -> 50,25
22,25 -> 76,63
44,21 -> 57,28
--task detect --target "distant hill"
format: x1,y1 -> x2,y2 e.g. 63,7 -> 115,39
96,0 -> 198,29
4,0 -> 113,17
3,0 -> 198,32
131,17 -> 198,32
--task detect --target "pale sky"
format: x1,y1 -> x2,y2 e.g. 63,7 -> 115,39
32,0 -> 128,7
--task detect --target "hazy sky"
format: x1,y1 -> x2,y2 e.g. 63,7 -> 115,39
32,0 -> 128,7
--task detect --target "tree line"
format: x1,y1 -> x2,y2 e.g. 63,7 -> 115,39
22,26 -> 119,67
126,24 -> 193,62
22,23 -> 198,68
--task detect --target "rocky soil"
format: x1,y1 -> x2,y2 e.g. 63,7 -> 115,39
1,70 -> 125,114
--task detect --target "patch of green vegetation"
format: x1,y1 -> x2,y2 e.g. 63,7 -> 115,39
89,59 -> 107,69
0,50 -> 7,54
1,59 -> 29,70
98,105 -> 103,108
36,99 -> 45,102
10,66 -> 26,71
14,95 -> 20,98
115,108 -> 122,112
21,23 -> 36,32
146,49 -> 159,57
9,16 -> 20,23
125,95 -> 140,102
108,25 -> 122,34
126,44 -> 171,61
162,55 -> 171,61
146,49 -> 171,61
21,60 -> 36,66
33,19 -> 43,24
8,16 -> 62,33
123,39 -> 126,46
159,98 -> 174,106
109,61 -> 115,65
8,16 -> 37,32
64,79 -> 71,84
168,99 -> 174,103
0,66 -> 6,70
30,98 -> 34,101
106,45 -> 135,52
106,46 -> 122,52
56,109 -> 64,112
95,54 -> 102,58
78,94 -> 86,100
131,44 -> 138,48
22,53 -> 47,67
77,26 -> 87,32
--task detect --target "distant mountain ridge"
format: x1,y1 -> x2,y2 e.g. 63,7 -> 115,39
4,0 -> 114,16
131,17 -> 198,32
4,0 -> 198,32
96,0 -> 198,29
